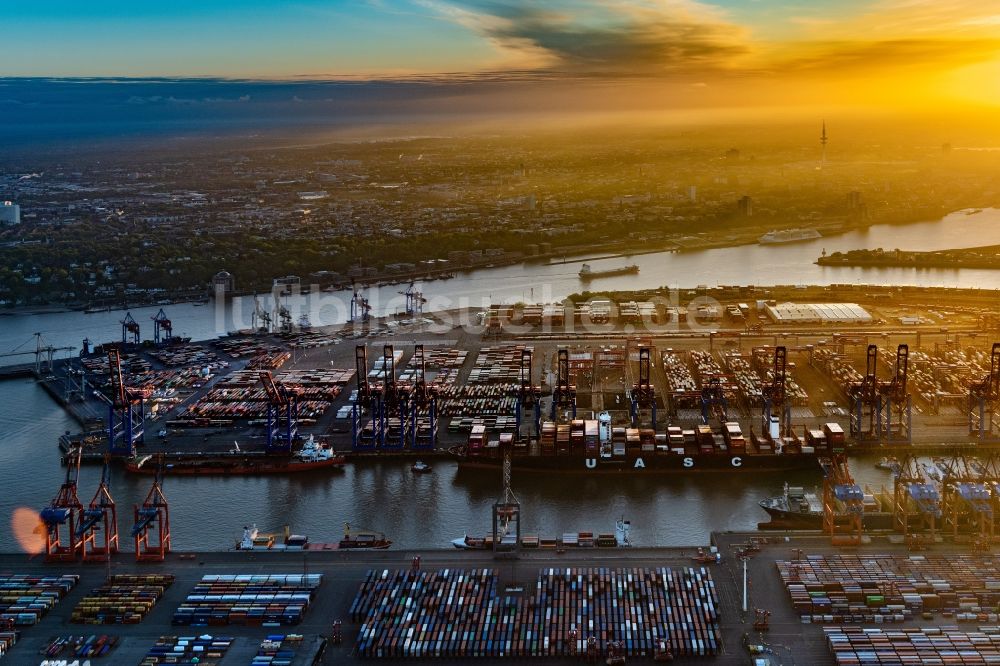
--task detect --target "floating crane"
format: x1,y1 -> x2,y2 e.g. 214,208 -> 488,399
121,311 -> 141,345
78,457 -> 119,562
630,345 -> 657,429
40,446 -> 84,562
761,346 -> 792,441
132,458 -> 170,562
350,280 -> 371,324
878,344 -> 912,444
849,344 -> 881,443
821,454 -> 864,546
492,435 -> 521,555
550,349 -> 577,420
400,281 -> 426,317
259,371 -> 299,455
516,348 -> 541,439
151,308 -> 173,344
969,342 -> 1000,440
106,348 -> 148,457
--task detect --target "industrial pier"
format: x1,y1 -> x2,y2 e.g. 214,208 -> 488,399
7,535 -> 1000,664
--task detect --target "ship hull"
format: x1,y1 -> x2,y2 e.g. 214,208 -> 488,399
758,501 -> 822,529
455,451 -> 820,473
126,456 -> 346,475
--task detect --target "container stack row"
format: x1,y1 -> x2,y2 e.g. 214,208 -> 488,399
350,567 -> 719,659
778,555 -> 1000,623
71,574 -> 175,625
140,634 -> 233,666
824,625 -> 1000,665
0,632 -> 15,658
172,574 -> 322,627
0,574 -> 78,627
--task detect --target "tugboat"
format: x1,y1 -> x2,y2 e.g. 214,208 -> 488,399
875,456 -> 898,471
758,483 -> 823,529
411,460 -> 433,474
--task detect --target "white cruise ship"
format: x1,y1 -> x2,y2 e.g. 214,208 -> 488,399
757,228 -> 822,245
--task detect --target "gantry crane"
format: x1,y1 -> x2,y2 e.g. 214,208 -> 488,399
878,344 -> 912,444
251,296 -> 272,333
970,343 -> 1000,440
380,344 -> 405,450
121,311 -> 141,345
493,435 -> 521,555
630,346 -> 657,429
762,346 -> 792,441
849,344 -> 881,442
700,376 -> 730,425
822,454 -> 864,546
350,280 -> 371,324
132,458 -> 170,562
892,455 -> 941,541
406,344 -> 437,449
151,308 -> 173,344
107,348 -> 147,457
938,455 -> 993,541
0,333 -> 75,375
400,281 -> 426,317
40,446 -> 84,562
259,371 -> 299,455
351,344 -> 378,451
516,348 -> 541,439
78,457 -> 119,562
550,348 -> 577,420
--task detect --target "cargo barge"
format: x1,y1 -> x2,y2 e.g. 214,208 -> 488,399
236,524 -> 391,551
453,414 -> 837,473
452,517 -> 632,549
578,263 -> 639,280
126,435 -> 345,476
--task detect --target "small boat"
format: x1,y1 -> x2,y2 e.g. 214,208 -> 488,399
875,456 -> 897,471
157,428 -> 167,438
411,460 -> 432,473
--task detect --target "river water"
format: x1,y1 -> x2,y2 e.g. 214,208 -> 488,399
1,208 -> 997,552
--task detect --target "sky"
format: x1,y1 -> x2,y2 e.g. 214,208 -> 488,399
4,1 -> 1000,111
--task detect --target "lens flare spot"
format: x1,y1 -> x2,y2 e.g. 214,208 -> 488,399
11,507 -> 46,555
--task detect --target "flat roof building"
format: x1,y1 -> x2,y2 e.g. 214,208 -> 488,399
764,302 -> 872,324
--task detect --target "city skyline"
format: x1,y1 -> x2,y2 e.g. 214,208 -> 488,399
4,0 -> 1000,113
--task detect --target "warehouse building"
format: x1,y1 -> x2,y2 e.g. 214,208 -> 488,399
764,302 -> 873,324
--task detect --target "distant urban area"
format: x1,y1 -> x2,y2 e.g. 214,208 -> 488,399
2,128 -> 999,309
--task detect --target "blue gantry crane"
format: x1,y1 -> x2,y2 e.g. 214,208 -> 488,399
516,348 -> 541,440
400,281 -> 426,317
350,280 -> 371,324
893,454 -> 941,540
121,311 -> 141,345
849,344 -> 881,443
969,342 -> 1000,440
151,308 -> 173,344
352,344 -> 379,451
761,346 -> 792,441
259,371 -> 299,455
407,344 -> 437,449
106,349 -> 147,457
878,344 -> 912,444
630,346 -> 657,429
550,349 -> 577,420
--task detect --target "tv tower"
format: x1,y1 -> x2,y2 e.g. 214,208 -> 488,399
820,120 -> 828,168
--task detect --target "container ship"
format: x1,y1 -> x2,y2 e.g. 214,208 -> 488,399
578,263 -> 639,280
452,412 -> 837,474
126,435 -> 345,476
757,228 -> 821,245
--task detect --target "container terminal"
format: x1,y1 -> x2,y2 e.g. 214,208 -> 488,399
21,284 -> 999,474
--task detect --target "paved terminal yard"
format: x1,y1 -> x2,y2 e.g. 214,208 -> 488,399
6,533 -> 1000,665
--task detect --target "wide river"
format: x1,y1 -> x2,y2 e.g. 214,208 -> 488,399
1,208 -> 997,552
